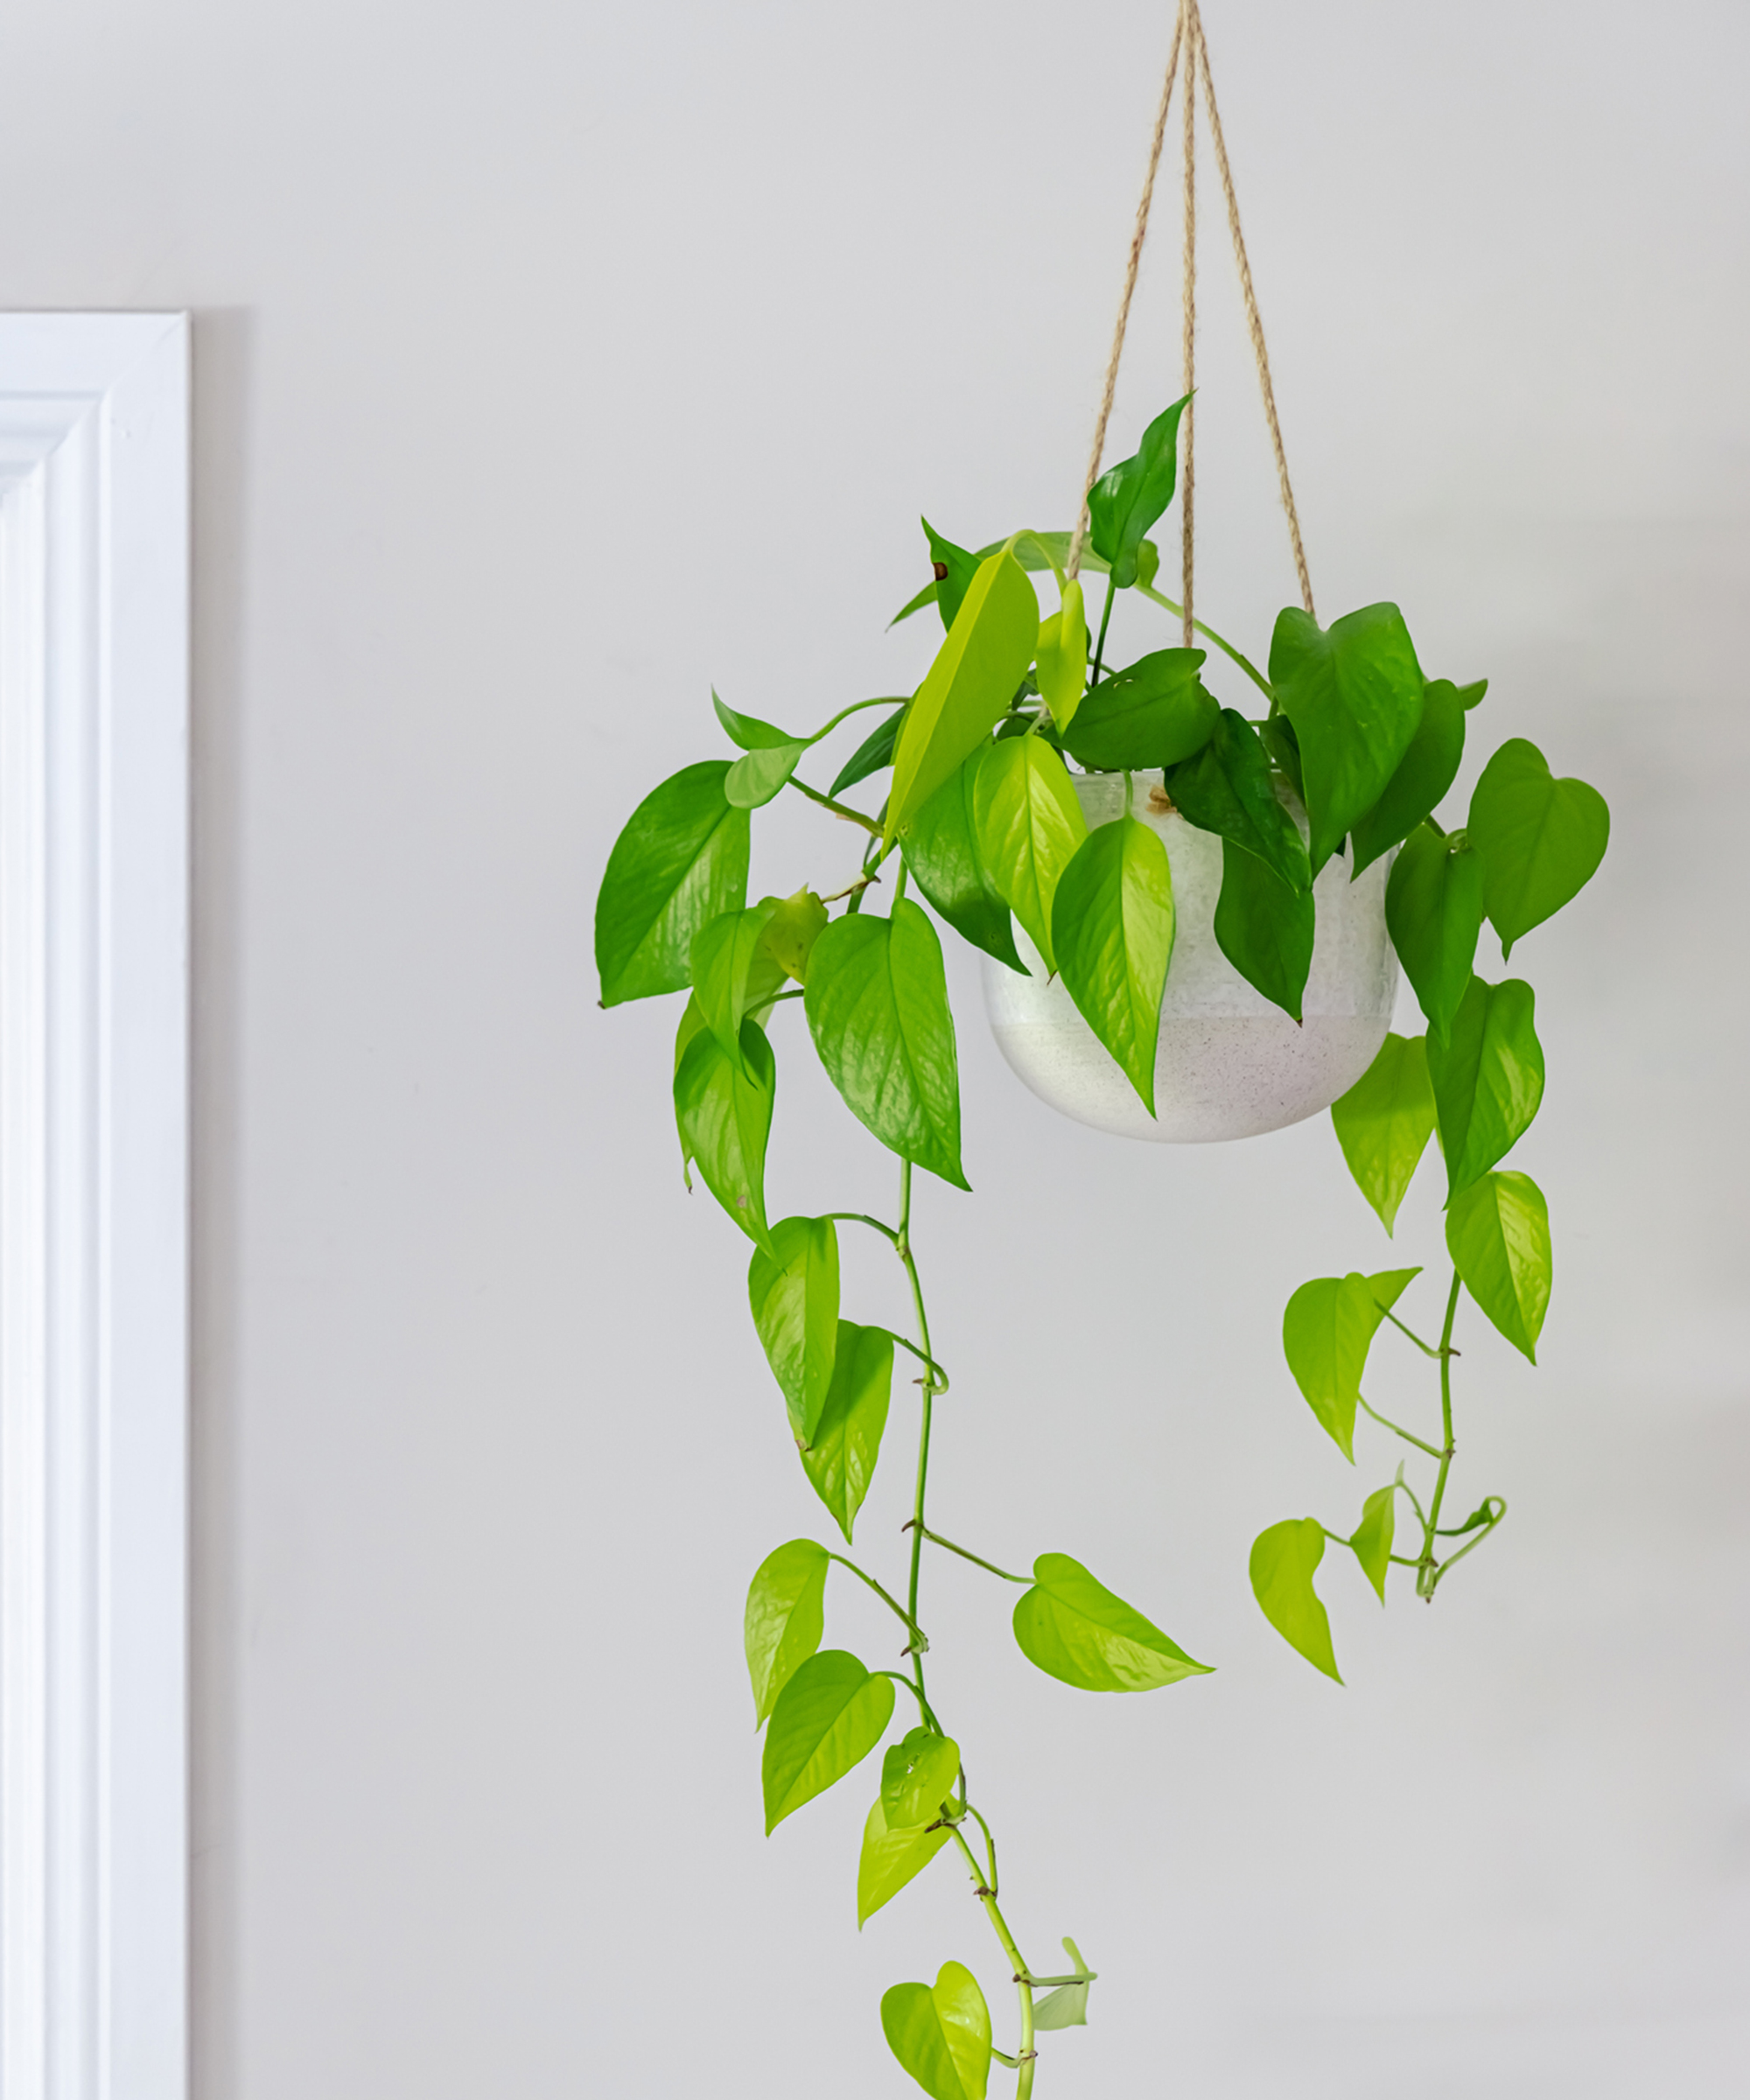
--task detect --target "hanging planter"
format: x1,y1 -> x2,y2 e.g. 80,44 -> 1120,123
593,4 -> 1611,2094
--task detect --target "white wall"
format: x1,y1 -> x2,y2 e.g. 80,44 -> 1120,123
3,2 -> 1746,2093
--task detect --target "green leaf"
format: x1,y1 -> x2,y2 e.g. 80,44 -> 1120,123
762,1651 -> 896,1833
1250,1519 -> 1341,1682
1349,1486 -> 1396,1604
1466,737 -> 1610,956
1088,395 -> 1191,589
1270,603 -> 1426,875
690,903 -> 780,1068
881,1962 -> 991,2100
759,887 -> 830,984
1281,1268 -> 1421,1460
923,518 -> 981,634
1213,839 -> 1315,1022
747,1216 -> 841,1444
1425,976 -> 1545,1200
1455,678 -> 1488,709
1035,577 -> 1088,728
596,762 -> 751,1006
1446,1170 -> 1551,1362
903,755 -> 1025,973
1051,815 -> 1175,1115
713,689 -> 799,751
799,1320 -> 893,1542
1385,823 -> 1485,1039
1059,648 -> 1216,773
880,1726 -> 962,1830
1012,1551 -> 1212,1691
889,532 -> 1145,628
971,736 -> 1088,973
830,707 -> 906,797
725,739 -> 808,808
1259,714 -> 1305,801
1031,1939 -> 1096,2032
672,994 -> 708,1181
1349,676 -> 1467,876
804,900 -> 968,1190
857,1797 -> 954,1928
1165,708 -> 1311,891
673,1018 -> 775,1251
1330,1032 -> 1437,1236
745,1539 -> 830,1726
886,550 -> 1041,844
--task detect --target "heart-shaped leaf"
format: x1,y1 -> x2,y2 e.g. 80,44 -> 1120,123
1250,1518 -> 1341,1682
881,1961 -> 991,2100
713,689 -> 799,752
725,739 -> 808,808
1330,1032 -> 1437,1236
799,1320 -> 892,1543
1348,1486 -> 1396,1604
1282,1268 -> 1421,1459
1165,707 -> 1311,891
1466,737 -> 1609,956
903,755 -> 1025,973
596,761 -> 751,1006
1385,823 -> 1485,1039
1425,976 -> 1544,1200
762,1651 -> 895,1833
1012,1552 -> 1212,1691
1349,676 -> 1467,874
880,1727 -> 962,1830
971,736 -> 1088,973
1446,1170 -> 1551,1362
858,1797 -> 954,1927
758,888 -> 830,984
1051,814 -> 1175,1114
673,1019 -> 775,1252
1060,648 -> 1216,772
1088,395 -> 1191,589
747,1216 -> 841,1444
744,1539 -> 829,1726
1213,838 -> 1314,1022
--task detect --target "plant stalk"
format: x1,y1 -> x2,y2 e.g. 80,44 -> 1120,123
1416,1270 -> 1464,1599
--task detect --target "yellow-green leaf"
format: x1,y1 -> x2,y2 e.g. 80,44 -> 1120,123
762,1651 -> 895,1833
1012,1552 -> 1212,1692
1330,1032 -> 1437,1236
747,1217 -> 841,1444
798,1320 -> 892,1542
1281,1268 -> 1421,1459
881,1962 -> 991,2100
744,1539 -> 830,1726
1051,814 -> 1174,1114
1250,1518 -> 1342,1682
971,736 -> 1088,974
1446,1169 -> 1551,1362
1349,1486 -> 1396,1603
858,1796 -> 954,1928
1035,578 -> 1088,729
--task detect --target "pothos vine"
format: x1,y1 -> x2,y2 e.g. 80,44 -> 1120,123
594,400 -> 1608,2095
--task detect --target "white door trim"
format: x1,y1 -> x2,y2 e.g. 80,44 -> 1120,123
0,313 -> 189,2099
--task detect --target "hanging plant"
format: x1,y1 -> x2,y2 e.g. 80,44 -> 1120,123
594,4 -> 1608,2091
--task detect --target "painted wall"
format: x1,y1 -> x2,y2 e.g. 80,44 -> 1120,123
2,2 -> 1745,2092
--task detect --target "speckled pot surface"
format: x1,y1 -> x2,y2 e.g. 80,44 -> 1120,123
981,768 -> 1398,1143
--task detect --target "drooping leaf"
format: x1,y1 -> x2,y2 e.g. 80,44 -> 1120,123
1250,1518 -> 1341,1682
800,1320 -> 893,1542
830,706 -> 907,797
1385,823 -> 1486,1039
923,519 -> 981,634
1349,1486 -> 1396,1604
886,550 -> 1041,844
713,689 -> 799,751
691,903 -> 780,1068
1051,815 -> 1175,1114
1281,1267 -> 1421,1459
881,1963 -> 992,2100
1446,1170 -> 1551,1362
881,1727 -> 962,1830
1031,1939 -> 1096,2032
672,994 -> 708,1180
1034,578 -> 1088,730
1213,839 -> 1315,1021
673,1019 -> 775,1251
596,762 -> 751,1006
1349,676 -> 1468,874
726,739 -> 808,808
762,1651 -> 896,1833
759,888 -> 830,984
804,901 -> 968,1189
971,736 -> 1088,973
1059,648 -> 1217,773
1425,976 -> 1544,1200
1329,1032 -> 1436,1236
858,1797 -> 954,1928
1088,395 -> 1192,589
1259,714 -> 1305,800
1466,737 -> 1609,956
1270,603 -> 1425,875
1165,708 -> 1311,891
744,1539 -> 830,1726
904,756 -> 1025,972
747,1216 -> 841,1443
1012,1551 -> 1212,1692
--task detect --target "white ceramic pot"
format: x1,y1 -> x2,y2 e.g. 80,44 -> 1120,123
981,768 -> 1397,1143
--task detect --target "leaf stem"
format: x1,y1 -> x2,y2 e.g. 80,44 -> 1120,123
914,1526 -> 1030,1585
1357,1395 -> 1444,1460
1090,573 -> 1116,686
898,1160 -> 934,1717
821,1210 -> 900,1245
948,1826 -> 1036,2091
889,1332 -> 951,1395
872,1669 -> 943,1735
1135,583 -> 1272,699
1429,1498 -> 1508,1590
807,695 -> 907,746
1378,1305 -> 1458,1360
823,1553 -> 928,1650
785,775 -> 883,835
1416,1271 -> 1464,1600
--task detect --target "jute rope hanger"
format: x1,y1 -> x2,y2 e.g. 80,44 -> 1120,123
1064,0 -> 1316,646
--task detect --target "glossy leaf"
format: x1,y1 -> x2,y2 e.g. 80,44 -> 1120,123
830,706 -> 906,797
726,739 -> 808,808
1446,1170 -> 1551,1362
1385,823 -> 1486,1039
1425,976 -> 1544,1200
1349,676 -> 1467,875
804,901 -> 968,1190
1250,1518 -> 1341,1682
886,550 -> 1041,844
759,888 -> 830,984
762,1651 -> 896,1833
1012,1551 -> 1212,1692
1035,577 -> 1088,729
1165,708 -> 1311,891
1270,603 -> 1425,875
672,994 -> 708,1180
1466,738 -> 1609,956
882,1963 -> 991,2100
923,518 -> 981,634
1088,395 -> 1191,589
800,1320 -> 893,1542
857,1797 -> 954,1927
888,533 -> 1155,627
747,1216 -> 841,1444
1330,1032 -> 1437,1236
971,736 -> 1088,973
1032,1940 -> 1096,2032
596,762 -> 751,1006
903,756 -> 1025,973
691,903 -> 780,1068
745,1539 -> 830,1726
1214,840 -> 1314,1021
673,1019 -> 775,1252
1052,816 -> 1175,1114
1282,1268 -> 1421,1460
1060,648 -> 1216,773
713,689 -> 798,751
1259,715 -> 1305,801
1349,1486 -> 1396,1604
881,1727 -> 962,1830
